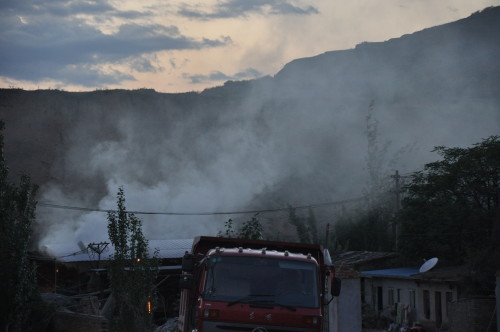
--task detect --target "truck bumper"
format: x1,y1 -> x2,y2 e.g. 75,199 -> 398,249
201,321 -> 320,332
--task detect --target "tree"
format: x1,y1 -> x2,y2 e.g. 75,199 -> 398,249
399,136 -> 500,294
217,215 -> 263,240
0,121 -> 47,331
286,206 -> 322,244
217,218 -> 237,238
306,207 -> 319,244
333,204 -> 394,251
330,100 -> 406,252
365,100 -> 390,204
107,187 -> 158,332
239,216 -> 263,240
288,205 -> 311,243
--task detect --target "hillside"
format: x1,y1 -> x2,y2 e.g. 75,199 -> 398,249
0,7 -> 499,251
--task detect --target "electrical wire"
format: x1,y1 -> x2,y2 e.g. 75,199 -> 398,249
37,195 -> 368,216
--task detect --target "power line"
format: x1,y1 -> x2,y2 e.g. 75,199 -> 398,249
37,196 -> 368,217
28,248 -> 89,260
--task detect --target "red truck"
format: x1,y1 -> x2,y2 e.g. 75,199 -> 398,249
178,236 -> 341,332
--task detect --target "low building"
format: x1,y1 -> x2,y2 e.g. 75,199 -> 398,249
361,265 -> 497,331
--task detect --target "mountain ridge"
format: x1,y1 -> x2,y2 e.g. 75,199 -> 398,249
0,7 -> 498,245
276,6 -> 500,80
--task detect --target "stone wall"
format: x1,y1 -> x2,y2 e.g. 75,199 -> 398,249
449,297 -> 496,332
496,273 -> 500,332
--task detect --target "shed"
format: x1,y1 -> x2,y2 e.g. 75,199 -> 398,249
34,238 -> 193,326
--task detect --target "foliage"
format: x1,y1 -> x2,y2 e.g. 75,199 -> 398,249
287,206 -> 311,243
361,303 -> 379,328
306,208 -> 319,244
0,121 -> 50,331
239,216 -> 264,240
217,218 -> 237,238
217,216 -> 263,240
329,101 -> 412,252
330,103 -> 400,252
286,206 -> 321,244
107,187 -> 158,332
365,100 -> 391,201
333,204 -> 394,251
399,136 -> 500,293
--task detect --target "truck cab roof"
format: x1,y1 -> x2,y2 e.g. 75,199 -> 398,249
206,247 -> 319,264
191,236 -> 325,266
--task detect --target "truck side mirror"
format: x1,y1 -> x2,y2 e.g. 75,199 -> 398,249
331,277 -> 341,297
182,252 -> 195,272
179,274 -> 194,289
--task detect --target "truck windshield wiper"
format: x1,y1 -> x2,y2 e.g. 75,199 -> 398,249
253,300 -> 296,312
227,295 -> 296,311
227,294 -> 273,307
271,302 -> 296,312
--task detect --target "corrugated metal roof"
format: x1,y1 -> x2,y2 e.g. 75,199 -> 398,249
43,239 -> 193,263
333,250 -> 399,266
416,265 -> 469,282
361,267 -> 420,278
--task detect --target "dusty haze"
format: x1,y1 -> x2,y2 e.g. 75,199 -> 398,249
1,7 -> 499,256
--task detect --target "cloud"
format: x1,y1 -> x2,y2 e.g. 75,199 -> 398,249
128,55 -> 163,73
177,0 -> 318,19
0,1 -> 231,87
0,0 -> 143,18
60,65 -> 136,87
184,68 -> 262,84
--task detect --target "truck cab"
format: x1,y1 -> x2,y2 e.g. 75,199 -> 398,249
178,237 -> 341,332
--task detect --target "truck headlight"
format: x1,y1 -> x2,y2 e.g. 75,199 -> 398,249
304,315 -> 319,325
203,309 -> 220,318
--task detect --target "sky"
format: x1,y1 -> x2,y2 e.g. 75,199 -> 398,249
1,0 -> 499,93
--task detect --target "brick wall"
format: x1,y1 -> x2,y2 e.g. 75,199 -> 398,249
449,297 -> 496,332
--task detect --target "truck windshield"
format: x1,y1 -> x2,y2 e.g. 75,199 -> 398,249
203,255 -> 319,308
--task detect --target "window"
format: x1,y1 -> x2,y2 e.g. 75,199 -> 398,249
445,292 -> 453,317
397,289 -> 401,303
377,287 -> 383,312
388,288 -> 395,306
435,291 -> 442,327
409,289 -> 416,309
423,290 -> 430,319
446,292 -> 453,303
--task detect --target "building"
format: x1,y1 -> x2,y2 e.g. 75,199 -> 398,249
330,251 -> 401,332
34,239 -> 193,331
361,265 -> 498,331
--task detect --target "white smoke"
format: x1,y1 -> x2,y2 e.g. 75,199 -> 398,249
34,8 -> 500,256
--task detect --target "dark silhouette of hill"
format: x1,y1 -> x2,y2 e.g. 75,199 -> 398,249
0,7 -> 499,247
274,6 -> 500,101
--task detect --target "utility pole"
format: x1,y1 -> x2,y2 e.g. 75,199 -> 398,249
88,242 -> 109,269
325,223 -> 330,248
393,170 -> 402,212
54,258 -> 57,293
87,242 -> 109,297
391,170 -> 402,250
